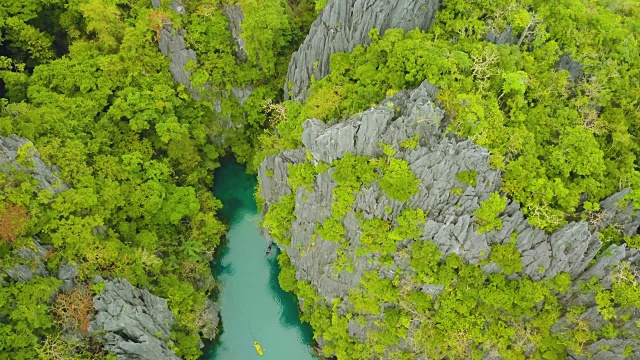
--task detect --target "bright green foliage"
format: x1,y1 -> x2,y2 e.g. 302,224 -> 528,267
287,162 -> 317,191
332,153 -> 379,190
379,158 -> 420,202
410,241 -> 442,281
474,192 -> 507,234
379,142 -> 396,157
358,218 -> 393,254
286,236 -> 593,359
356,209 -> 425,255
490,243 -> 522,275
0,277 -> 61,357
263,194 -> 296,245
389,208 -> 426,241
317,153 -> 380,246
314,0 -> 327,13
260,0 -> 640,232
0,2 -> 255,355
456,170 -> 478,187
278,252 -> 298,292
550,273 -> 572,294
237,0 -> 296,79
316,217 -> 346,243
175,0 -> 318,173
256,1 -> 640,359
400,134 -> 419,149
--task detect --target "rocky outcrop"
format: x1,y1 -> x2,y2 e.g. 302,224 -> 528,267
58,264 -> 79,293
222,4 -> 248,63
4,238 -> 51,282
199,299 -> 220,345
0,135 -> 69,194
151,0 -> 184,14
259,81 -> 640,356
152,0 -> 200,100
284,0 -> 439,102
486,25 -> 516,45
262,81 -> 640,290
556,52 -> 584,81
90,278 -> 180,360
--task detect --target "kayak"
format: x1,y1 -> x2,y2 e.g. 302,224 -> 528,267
254,341 -> 263,356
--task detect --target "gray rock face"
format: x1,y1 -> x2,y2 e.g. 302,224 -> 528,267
90,278 -> 179,360
259,81 -> 640,356
222,4 -> 248,63
152,0 -> 197,98
58,264 -> 78,280
0,135 -> 69,194
284,0 -> 439,102
156,22 -> 200,100
486,25 -> 516,45
151,0 -> 185,15
6,264 -> 38,282
554,306 -> 640,360
556,52 -> 584,81
198,299 -> 220,345
231,85 -> 254,106
262,81 -> 636,293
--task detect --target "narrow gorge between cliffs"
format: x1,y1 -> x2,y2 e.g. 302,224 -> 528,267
205,159 -> 317,359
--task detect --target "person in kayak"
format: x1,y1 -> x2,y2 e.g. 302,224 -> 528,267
254,341 -> 263,356
265,242 -> 273,255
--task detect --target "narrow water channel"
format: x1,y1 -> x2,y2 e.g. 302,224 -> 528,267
204,158 -> 317,359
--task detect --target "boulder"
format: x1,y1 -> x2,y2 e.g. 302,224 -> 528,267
90,278 -> 180,360
556,52 -> 584,81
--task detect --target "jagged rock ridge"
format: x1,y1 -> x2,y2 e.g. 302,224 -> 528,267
90,278 -> 180,360
259,81 -> 640,358
284,0 -> 439,102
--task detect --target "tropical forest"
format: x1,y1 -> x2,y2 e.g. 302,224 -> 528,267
1,0 -> 640,359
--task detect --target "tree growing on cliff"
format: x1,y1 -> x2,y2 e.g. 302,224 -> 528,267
379,158 -> 420,202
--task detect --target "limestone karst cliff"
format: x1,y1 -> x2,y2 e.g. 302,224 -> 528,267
284,0 -> 439,102
90,278 -> 181,360
259,81 -> 640,359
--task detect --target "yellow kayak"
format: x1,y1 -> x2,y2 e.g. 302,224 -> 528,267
254,341 -> 263,356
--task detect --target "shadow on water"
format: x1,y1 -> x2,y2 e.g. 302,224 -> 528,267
266,247 -> 315,341
212,157 -> 258,222
211,241 -> 234,277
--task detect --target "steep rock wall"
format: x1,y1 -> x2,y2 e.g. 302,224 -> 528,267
259,81 -> 640,357
284,0 -> 439,102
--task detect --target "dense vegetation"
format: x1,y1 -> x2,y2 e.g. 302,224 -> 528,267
0,0 -> 320,358
2,0 -> 640,359
259,0 -> 640,359
256,0 -> 640,232
273,147 -> 640,359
